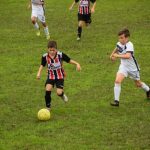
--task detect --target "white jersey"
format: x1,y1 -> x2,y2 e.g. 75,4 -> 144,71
116,41 -> 140,71
31,0 -> 44,5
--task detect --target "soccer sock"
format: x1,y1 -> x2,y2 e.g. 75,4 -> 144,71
45,91 -> 51,108
58,92 -> 64,97
141,82 -> 150,92
34,22 -> 39,30
44,26 -> 50,36
77,26 -> 82,38
114,83 -> 121,101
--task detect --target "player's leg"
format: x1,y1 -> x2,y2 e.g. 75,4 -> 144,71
56,79 -> 68,102
111,73 -> 125,106
134,80 -> 150,99
37,6 -> 50,40
31,9 -> 40,36
85,13 -> 92,27
77,13 -> 85,40
45,80 -> 54,111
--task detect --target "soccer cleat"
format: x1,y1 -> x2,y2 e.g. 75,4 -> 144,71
110,100 -> 119,107
36,30 -> 40,36
61,94 -> 68,103
46,35 -> 50,40
146,87 -> 150,99
77,37 -> 81,41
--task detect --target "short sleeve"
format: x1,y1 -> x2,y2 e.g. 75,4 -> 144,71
62,53 -> 71,63
41,56 -> 47,66
126,42 -> 134,52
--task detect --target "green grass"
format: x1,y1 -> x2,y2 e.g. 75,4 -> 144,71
0,0 -> 150,149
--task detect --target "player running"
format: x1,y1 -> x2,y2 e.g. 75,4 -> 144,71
69,0 -> 96,41
37,41 -> 81,111
28,0 -> 50,40
110,28 -> 150,106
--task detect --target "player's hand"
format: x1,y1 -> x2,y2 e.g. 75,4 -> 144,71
36,74 -> 41,80
91,8 -> 95,13
76,63 -> 81,71
112,53 -> 119,58
69,6 -> 73,11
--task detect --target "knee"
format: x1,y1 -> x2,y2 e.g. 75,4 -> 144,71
57,91 -> 63,96
31,18 -> 36,24
135,81 -> 142,88
115,80 -> 121,85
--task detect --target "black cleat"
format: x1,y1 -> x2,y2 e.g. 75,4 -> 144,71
146,87 -> 150,99
110,100 -> 119,107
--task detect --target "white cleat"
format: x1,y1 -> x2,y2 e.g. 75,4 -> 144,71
77,37 -> 81,41
61,94 -> 68,103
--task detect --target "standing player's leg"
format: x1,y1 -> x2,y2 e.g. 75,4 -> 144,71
134,80 -> 150,99
38,7 -> 50,40
77,21 -> 84,40
56,79 -> 68,102
45,83 -> 53,111
31,16 -> 40,36
111,73 -> 126,106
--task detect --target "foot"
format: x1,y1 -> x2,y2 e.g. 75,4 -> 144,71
46,107 -> 51,112
77,37 -> 81,41
61,94 -> 68,103
146,87 -> 150,99
36,30 -> 40,36
110,100 -> 119,107
46,35 -> 50,40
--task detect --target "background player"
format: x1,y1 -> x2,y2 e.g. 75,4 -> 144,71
110,28 -> 150,106
69,0 -> 96,41
28,0 -> 50,40
37,41 -> 81,111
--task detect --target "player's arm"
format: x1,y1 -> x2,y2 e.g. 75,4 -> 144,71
62,53 -> 81,71
91,0 -> 96,13
69,0 -> 79,10
37,56 -> 47,79
113,52 -> 132,59
110,48 -> 118,61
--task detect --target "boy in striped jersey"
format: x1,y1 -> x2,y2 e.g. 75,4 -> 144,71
69,0 -> 96,41
28,0 -> 50,40
37,41 -> 81,111
110,28 -> 150,106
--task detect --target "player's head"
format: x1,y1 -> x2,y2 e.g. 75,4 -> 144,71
47,41 -> 57,55
118,28 -> 130,44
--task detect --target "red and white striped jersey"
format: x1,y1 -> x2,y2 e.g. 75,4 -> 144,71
75,0 -> 96,15
41,51 -> 71,80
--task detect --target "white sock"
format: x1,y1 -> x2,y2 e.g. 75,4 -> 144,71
114,83 -> 121,101
34,22 -> 39,30
141,82 -> 150,92
44,26 -> 49,36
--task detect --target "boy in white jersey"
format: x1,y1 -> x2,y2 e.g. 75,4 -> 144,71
110,28 -> 150,106
28,0 -> 50,40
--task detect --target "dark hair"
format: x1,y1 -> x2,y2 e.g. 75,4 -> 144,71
118,28 -> 130,37
47,41 -> 57,49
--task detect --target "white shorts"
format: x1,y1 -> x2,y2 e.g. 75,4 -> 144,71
117,65 -> 140,80
31,4 -> 45,23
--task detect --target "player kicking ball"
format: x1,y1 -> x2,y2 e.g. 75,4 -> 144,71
37,41 -> 81,111
69,0 -> 96,41
28,0 -> 50,40
110,28 -> 150,106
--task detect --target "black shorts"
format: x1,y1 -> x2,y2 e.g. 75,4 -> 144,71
45,79 -> 64,89
78,13 -> 92,24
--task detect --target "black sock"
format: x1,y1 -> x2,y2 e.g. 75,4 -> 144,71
45,91 -> 51,108
58,92 -> 64,97
77,26 -> 82,38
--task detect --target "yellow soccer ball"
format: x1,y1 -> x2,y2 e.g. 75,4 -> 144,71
37,108 -> 51,121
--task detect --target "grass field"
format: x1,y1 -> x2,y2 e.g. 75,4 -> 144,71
0,0 -> 150,149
